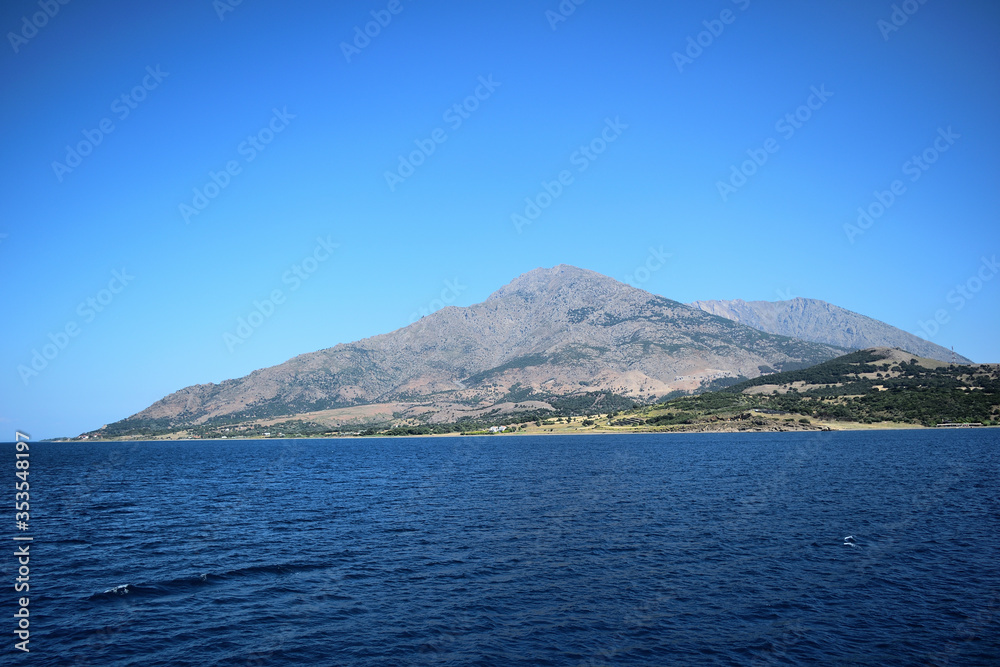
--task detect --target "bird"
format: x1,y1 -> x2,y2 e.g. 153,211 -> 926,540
843,535 -> 858,547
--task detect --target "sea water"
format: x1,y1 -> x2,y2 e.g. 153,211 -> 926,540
15,430 -> 1000,665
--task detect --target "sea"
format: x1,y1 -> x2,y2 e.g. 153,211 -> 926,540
12,429 -> 1000,665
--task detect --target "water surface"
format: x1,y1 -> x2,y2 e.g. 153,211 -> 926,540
19,430 -> 1000,665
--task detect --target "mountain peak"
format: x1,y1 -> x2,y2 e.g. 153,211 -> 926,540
688,297 -> 971,364
485,264 -> 633,302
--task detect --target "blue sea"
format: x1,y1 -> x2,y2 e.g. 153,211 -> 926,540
12,430 -> 1000,665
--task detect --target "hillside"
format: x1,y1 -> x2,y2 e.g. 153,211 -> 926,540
689,297 -> 971,364
92,265 -> 848,439
355,348 -> 1000,438
629,348 -> 999,430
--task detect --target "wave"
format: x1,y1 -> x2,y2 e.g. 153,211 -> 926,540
88,561 -> 336,601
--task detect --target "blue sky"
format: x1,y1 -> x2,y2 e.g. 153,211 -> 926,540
2,0 -> 998,439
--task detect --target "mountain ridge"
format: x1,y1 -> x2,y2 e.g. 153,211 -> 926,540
689,297 -> 970,364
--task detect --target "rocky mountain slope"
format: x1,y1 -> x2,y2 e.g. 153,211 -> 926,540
688,297 -> 970,364
98,266 -> 849,436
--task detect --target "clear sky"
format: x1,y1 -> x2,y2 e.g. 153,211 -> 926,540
2,0 -> 998,439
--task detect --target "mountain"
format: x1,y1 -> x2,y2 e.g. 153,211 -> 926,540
688,297 -> 971,364
94,265 -> 849,439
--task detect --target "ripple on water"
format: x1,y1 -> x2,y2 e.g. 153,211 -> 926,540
23,431 -> 1000,666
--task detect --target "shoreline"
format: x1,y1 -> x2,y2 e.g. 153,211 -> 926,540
44,420 -> 997,443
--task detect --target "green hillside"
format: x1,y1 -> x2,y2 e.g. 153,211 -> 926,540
638,348 -> 999,428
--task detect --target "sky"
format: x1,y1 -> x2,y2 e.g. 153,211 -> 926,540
2,0 -> 998,440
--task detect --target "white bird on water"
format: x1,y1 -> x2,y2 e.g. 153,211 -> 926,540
843,535 -> 858,547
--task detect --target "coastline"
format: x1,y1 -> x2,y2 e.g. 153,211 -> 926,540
45,419 -> 985,443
